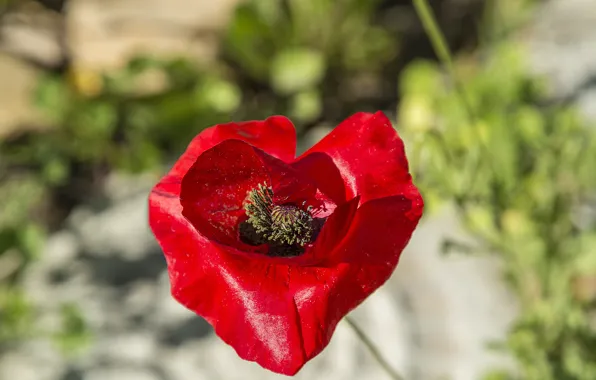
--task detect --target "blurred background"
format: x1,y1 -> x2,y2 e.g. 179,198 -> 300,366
1,0 -> 596,379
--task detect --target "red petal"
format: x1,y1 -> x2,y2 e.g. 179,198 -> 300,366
328,195 -> 420,266
179,139 -> 269,248
256,150 -> 319,207
291,152 -> 348,204
202,257 -> 308,375
196,197 -> 421,375
291,195 -> 423,363
149,178 -> 236,333
149,137 -> 312,374
150,196 -> 421,375
309,196 -> 360,260
151,184 -> 309,374
299,111 -> 422,210
166,116 -> 297,186
210,116 -> 297,162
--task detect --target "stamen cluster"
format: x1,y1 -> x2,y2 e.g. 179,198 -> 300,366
244,183 -> 314,246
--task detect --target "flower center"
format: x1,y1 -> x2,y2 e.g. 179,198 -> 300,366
241,183 -> 323,256
269,204 -> 314,246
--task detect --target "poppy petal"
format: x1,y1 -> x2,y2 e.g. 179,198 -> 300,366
209,116 -> 297,162
167,116 -> 297,186
206,257 -> 308,375
151,185 -> 308,374
292,151 -> 348,205
149,178 -> 234,328
289,195 -> 422,363
300,111 -> 421,207
150,147 -> 310,374
179,139 -> 269,247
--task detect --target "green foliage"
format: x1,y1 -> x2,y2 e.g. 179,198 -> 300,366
226,0 -> 394,79
0,174 -> 88,352
224,0 -> 397,122
0,176 -> 46,280
399,43 -> 596,379
21,57 -> 241,175
270,48 -> 326,95
52,303 -> 91,354
0,287 -> 33,344
0,287 -> 89,353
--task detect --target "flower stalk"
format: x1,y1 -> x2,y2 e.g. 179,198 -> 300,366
411,0 -> 472,120
345,316 -> 405,380
411,0 -> 490,198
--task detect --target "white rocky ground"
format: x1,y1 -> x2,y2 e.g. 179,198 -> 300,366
1,0 -> 596,379
523,0 -> 596,122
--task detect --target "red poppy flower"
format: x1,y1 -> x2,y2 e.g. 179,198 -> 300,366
148,111 -> 423,375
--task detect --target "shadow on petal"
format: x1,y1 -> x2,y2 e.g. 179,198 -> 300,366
328,194 -> 423,266
292,152 -> 348,205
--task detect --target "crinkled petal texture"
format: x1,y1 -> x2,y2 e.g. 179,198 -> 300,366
149,112 -> 423,375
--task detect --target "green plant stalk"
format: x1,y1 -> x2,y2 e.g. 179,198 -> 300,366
411,0 -> 488,199
411,0 -> 471,116
345,315 -> 405,380
411,0 -> 453,72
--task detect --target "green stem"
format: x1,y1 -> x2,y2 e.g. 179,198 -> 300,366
412,0 -> 455,74
411,0 -> 474,122
412,0 -> 488,196
344,315 -> 405,380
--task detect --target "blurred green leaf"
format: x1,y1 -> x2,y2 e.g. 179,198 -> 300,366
0,176 -> 45,229
53,304 -> 91,355
17,223 -> 46,260
270,48 -> 326,95
0,288 -> 33,343
196,78 -> 242,113
289,89 -> 322,123
33,75 -> 71,123
400,60 -> 442,96
42,157 -> 70,185
225,3 -> 276,80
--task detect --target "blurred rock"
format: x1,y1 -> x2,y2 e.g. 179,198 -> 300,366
21,231 -> 84,306
0,1 -> 65,66
43,231 -> 80,266
0,54 -> 45,138
577,87 -> 596,121
102,172 -> 160,202
84,367 -> 160,380
69,193 -> 156,260
122,280 -> 160,320
523,0 -> 596,121
92,333 -> 157,365
65,0 -> 243,70
0,343 -> 64,380
0,352 -> 51,380
395,206 -> 518,379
